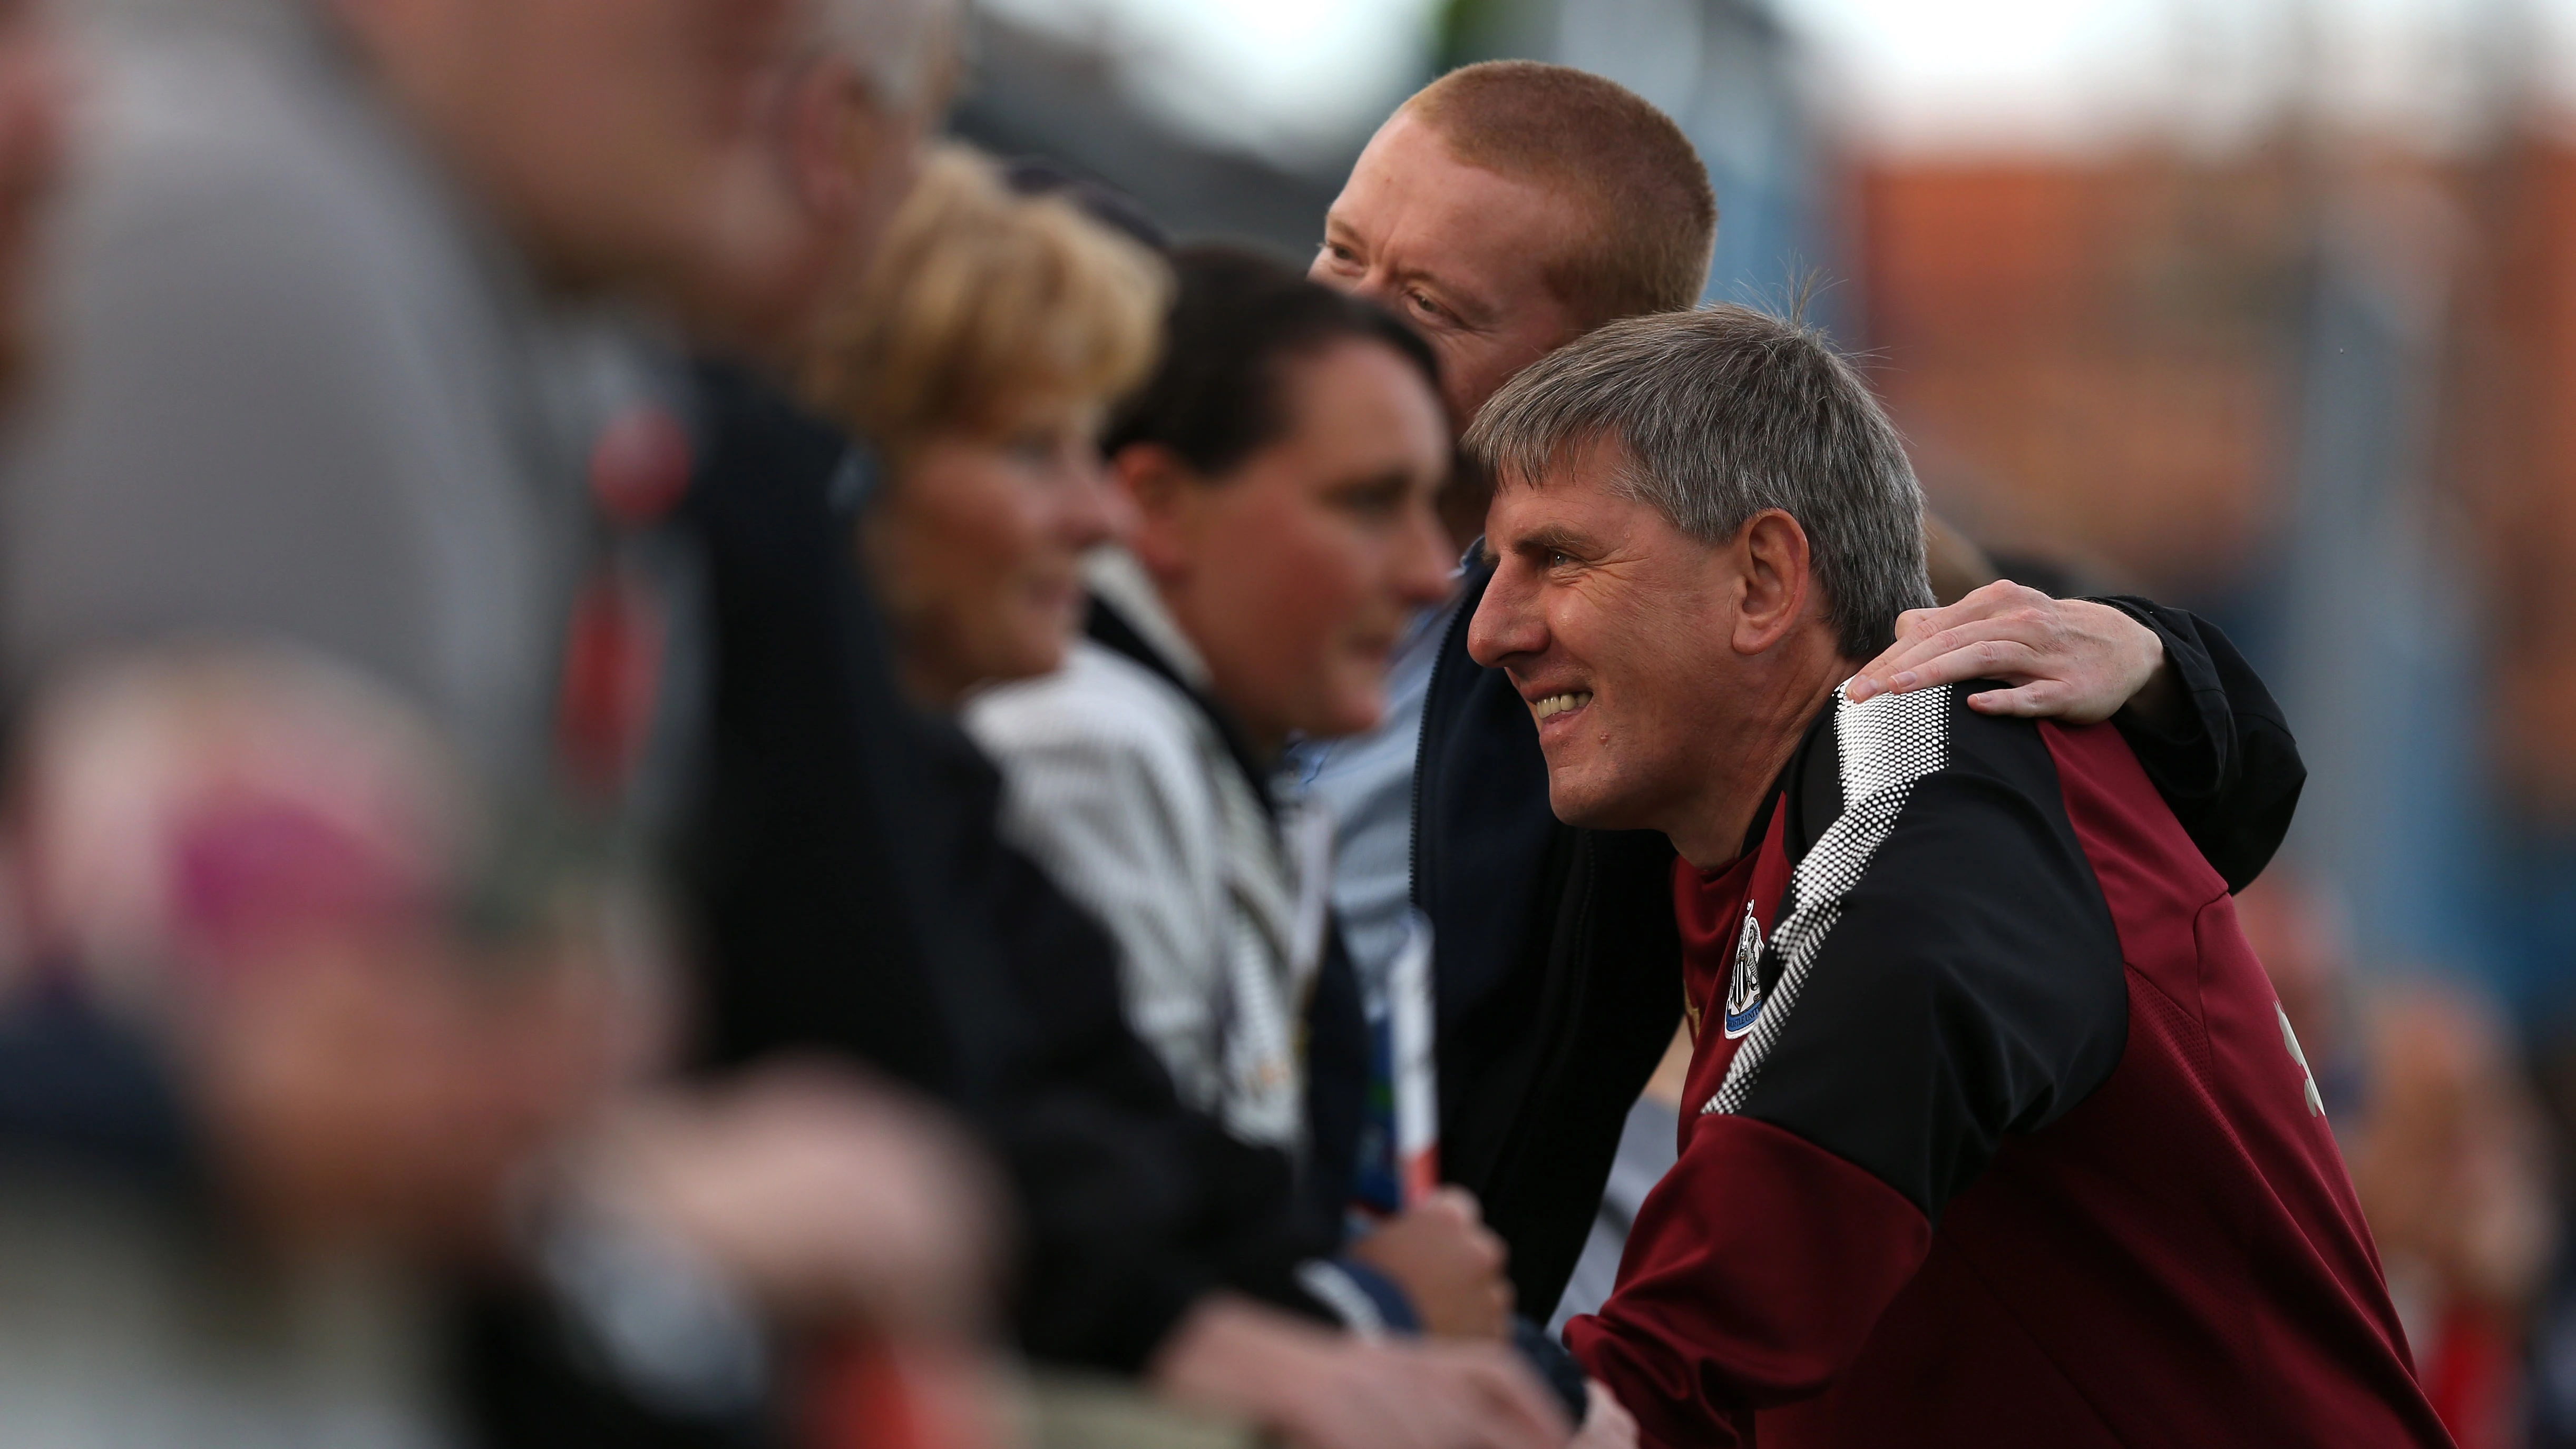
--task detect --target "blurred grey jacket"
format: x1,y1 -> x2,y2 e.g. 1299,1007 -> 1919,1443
0,3 -> 633,1443
2,0 -> 627,791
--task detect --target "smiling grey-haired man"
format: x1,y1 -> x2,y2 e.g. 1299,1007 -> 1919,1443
1467,303 -> 2446,1449
1294,58 -> 2309,1326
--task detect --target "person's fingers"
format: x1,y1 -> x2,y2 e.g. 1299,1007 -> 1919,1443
1859,637 -> 2048,702
1891,579 -> 2038,638
1471,1382 -> 1574,1449
1888,605 -> 1941,644
1886,606 -> 2061,675
1851,611 -> 2056,700
1964,681 -> 2071,717
1452,1353 -> 1574,1449
1956,577 -> 2052,616
1424,1184 -> 1484,1224
1572,1381 -> 1640,1449
1855,613 -> 1986,691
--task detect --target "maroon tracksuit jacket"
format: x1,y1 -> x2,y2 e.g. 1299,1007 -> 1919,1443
1564,683 -> 2451,1448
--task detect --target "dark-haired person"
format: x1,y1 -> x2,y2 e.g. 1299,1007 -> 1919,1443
965,246 -> 1606,1445
1472,305 -> 2444,1448
1295,60 -> 2308,1316
973,244 -> 1450,1166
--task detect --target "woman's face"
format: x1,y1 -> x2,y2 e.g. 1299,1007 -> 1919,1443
869,405 -> 1128,709
1128,337 -> 1454,749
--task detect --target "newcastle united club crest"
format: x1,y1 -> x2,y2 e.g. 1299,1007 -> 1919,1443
1723,903 -> 1767,1039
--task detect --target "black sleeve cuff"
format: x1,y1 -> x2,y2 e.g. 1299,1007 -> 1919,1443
2085,595 -> 2305,892
2090,594 -> 2233,803
1516,1315 -> 1592,1425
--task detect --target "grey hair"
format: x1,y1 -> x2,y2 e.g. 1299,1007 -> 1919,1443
1462,304 -> 1933,660
812,0 -> 959,112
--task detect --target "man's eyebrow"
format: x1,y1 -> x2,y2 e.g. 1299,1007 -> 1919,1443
1323,466 -> 1414,501
1505,523 -> 1595,562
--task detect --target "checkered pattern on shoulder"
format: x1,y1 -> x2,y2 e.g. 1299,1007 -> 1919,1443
1707,683 -> 1953,1115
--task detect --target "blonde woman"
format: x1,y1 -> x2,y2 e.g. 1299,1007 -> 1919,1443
802,144 -> 1166,708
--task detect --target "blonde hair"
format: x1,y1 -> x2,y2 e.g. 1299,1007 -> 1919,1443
802,144 -> 1170,461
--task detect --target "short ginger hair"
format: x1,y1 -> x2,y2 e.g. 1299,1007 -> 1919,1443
801,144 -> 1169,462
1401,61 -> 1716,327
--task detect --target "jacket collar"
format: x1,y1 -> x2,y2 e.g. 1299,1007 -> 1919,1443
1082,547 -> 1281,824
1083,548 -> 1212,689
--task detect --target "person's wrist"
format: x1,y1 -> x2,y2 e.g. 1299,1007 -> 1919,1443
2092,602 -> 2188,733
2123,658 -> 2187,732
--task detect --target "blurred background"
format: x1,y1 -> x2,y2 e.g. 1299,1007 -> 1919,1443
947,1 -> 2576,1442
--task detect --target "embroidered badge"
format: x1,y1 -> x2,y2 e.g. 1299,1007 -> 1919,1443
1723,904 -> 1766,1039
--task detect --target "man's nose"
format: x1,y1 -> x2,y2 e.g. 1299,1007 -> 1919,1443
1467,563 -> 1544,669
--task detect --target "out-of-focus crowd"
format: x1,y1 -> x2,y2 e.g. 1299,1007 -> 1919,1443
0,0 -> 1605,1444
0,0 -> 2560,1446
2239,870 -> 2561,1449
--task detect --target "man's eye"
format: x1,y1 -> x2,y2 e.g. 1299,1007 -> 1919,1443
1547,550 -> 1576,569
1409,292 -> 1449,322
1332,483 -> 1406,518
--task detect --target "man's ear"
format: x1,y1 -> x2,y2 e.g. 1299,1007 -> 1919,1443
1731,510 -> 1812,656
1108,443 -> 1199,582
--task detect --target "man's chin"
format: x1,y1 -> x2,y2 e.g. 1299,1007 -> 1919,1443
1541,771 -> 1641,833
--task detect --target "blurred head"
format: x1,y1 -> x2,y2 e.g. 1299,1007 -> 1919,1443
327,0 -> 957,342
803,146 -> 1168,709
6,651 -> 625,1256
1464,306 -> 1931,861
2347,982 -> 2555,1315
0,0 -> 65,402
1312,61 -> 1715,428
709,0 -> 965,357
1108,247 -> 1452,751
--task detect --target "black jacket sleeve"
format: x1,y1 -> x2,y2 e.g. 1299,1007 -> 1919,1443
975,815 -> 1365,1368
2091,597 -> 2305,893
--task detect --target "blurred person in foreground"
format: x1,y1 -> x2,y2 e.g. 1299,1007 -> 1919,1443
2340,982 -> 2555,1449
787,156 -> 1594,1446
1475,304 -> 2444,1447
0,0 -> 53,391
1294,57 -> 2310,1320
0,0 -> 998,1441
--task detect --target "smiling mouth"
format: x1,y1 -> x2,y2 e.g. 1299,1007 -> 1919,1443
1531,692 -> 1593,722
